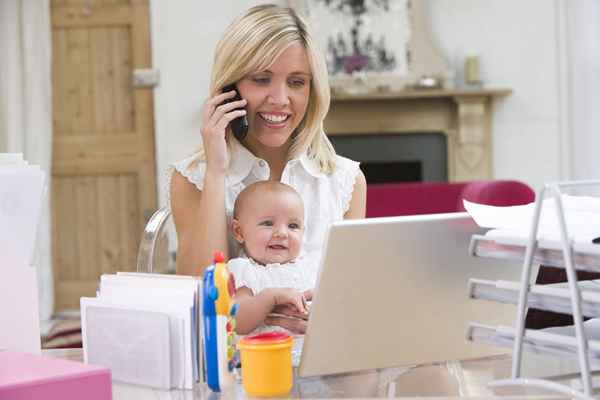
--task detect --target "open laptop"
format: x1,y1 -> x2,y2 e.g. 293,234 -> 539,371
298,212 -> 531,377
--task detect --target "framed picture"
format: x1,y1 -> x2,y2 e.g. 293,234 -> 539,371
289,0 -> 452,94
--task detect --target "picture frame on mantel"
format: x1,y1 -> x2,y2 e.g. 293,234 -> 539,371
288,0 -> 453,95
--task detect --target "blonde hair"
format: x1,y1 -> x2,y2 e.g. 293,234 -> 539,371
199,4 -> 337,174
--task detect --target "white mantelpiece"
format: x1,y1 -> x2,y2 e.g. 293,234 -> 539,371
325,88 -> 511,182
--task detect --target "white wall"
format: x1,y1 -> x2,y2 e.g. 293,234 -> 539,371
150,1 -> 273,207
566,0 -> 600,181
150,0 -> 577,205
426,0 -> 565,190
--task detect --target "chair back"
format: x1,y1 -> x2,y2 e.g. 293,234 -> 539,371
136,206 -> 175,273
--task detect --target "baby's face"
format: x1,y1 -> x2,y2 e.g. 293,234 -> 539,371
237,191 -> 304,265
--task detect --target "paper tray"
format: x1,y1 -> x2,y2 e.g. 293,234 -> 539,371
469,234 -> 600,273
467,322 -> 600,360
469,278 -> 600,318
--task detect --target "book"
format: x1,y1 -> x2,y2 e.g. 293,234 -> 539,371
0,350 -> 111,400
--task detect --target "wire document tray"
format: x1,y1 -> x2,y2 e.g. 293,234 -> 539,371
468,322 -> 600,361
469,278 -> 600,317
470,235 -> 600,274
466,180 -> 600,400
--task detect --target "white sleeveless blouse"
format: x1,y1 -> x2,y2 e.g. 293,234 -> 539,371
167,141 -> 360,284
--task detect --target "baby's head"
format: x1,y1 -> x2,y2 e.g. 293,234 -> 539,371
232,181 -> 305,265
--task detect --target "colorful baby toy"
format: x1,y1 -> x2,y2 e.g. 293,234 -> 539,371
202,251 -> 239,392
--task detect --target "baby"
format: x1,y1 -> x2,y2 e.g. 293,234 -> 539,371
228,181 -> 313,335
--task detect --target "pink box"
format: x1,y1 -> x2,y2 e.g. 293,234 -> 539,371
0,351 -> 112,400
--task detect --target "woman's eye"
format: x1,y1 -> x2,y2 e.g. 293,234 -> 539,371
252,77 -> 270,85
289,79 -> 305,88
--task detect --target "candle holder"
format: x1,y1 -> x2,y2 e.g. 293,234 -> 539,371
464,55 -> 483,88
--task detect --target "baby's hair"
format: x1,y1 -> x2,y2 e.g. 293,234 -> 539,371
233,181 -> 303,219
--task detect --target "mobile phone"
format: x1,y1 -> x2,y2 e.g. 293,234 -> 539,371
222,84 -> 249,141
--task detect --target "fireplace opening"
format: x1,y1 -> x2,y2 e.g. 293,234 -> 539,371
329,133 -> 447,183
360,162 -> 421,183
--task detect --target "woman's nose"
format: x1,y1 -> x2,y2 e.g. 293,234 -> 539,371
267,84 -> 290,106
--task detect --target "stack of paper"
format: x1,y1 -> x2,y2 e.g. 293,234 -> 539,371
464,196 -> 600,244
0,153 -> 46,266
0,153 -> 46,354
80,272 -> 202,390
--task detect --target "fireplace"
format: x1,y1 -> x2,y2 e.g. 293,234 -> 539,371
324,88 -> 511,182
330,133 -> 447,183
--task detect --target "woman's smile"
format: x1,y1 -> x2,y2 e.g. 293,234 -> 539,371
257,112 -> 291,128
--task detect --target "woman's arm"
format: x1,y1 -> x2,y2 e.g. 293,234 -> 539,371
344,169 -> 367,219
171,90 -> 247,276
234,287 -> 308,335
171,170 -> 228,276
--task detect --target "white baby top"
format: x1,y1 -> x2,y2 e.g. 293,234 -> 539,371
227,256 -> 313,295
168,140 -> 360,285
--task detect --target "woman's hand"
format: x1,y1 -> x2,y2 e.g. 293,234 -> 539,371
264,315 -> 308,334
200,90 -> 247,174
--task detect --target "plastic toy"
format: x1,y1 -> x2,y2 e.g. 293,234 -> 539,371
202,251 -> 239,392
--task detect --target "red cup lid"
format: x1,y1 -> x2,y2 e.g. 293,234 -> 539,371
239,331 -> 291,345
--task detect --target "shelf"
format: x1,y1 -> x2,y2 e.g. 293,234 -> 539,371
330,88 -> 513,102
468,322 -> 600,361
469,278 -> 600,317
469,234 -> 600,274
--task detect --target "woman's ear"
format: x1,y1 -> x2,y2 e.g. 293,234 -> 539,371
231,218 -> 244,244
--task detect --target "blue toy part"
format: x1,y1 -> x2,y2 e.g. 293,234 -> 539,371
202,253 -> 238,393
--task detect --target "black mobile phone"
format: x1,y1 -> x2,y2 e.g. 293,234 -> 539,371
222,84 -> 249,141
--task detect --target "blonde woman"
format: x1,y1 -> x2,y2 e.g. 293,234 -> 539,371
169,4 -> 366,331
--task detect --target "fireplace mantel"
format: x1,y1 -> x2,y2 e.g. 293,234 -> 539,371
324,88 -> 511,182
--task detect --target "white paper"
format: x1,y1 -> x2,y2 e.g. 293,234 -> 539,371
0,162 -> 46,267
0,153 -> 25,165
84,305 -> 172,389
464,195 -> 600,244
81,273 -> 201,389
0,264 -> 41,353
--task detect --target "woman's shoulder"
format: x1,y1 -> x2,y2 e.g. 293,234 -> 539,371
328,154 -> 360,188
169,153 -> 206,191
333,154 -> 360,174
330,155 -> 362,213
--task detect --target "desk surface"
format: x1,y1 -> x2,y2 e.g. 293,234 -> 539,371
44,348 -> 573,399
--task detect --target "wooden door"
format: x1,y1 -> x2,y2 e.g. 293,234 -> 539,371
51,0 -> 157,310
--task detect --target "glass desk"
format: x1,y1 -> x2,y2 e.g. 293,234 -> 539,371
44,348 -> 574,399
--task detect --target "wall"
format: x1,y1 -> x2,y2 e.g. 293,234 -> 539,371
150,0 -> 569,206
566,0 -> 600,181
150,0 -> 268,207
426,0 -> 565,190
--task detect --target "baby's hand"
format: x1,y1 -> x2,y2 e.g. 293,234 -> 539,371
270,288 -> 309,315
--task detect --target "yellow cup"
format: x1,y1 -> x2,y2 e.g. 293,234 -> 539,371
237,332 -> 293,397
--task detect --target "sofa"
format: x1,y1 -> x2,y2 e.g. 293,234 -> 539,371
366,180 -> 535,217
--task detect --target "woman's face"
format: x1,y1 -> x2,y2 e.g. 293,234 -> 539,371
236,43 -> 311,155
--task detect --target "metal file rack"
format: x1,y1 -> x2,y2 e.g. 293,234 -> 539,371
467,180 -> 600,400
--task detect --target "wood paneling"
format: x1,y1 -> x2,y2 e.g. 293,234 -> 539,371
51,0 -> 156,310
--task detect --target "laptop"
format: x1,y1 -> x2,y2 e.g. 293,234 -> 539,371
298,212 -> 531,377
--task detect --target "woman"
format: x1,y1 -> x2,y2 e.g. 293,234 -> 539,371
169,4 -> 366,331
